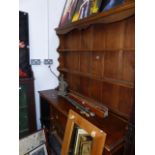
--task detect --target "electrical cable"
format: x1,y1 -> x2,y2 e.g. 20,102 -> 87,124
48,65 -> 58,78
47,0 -> 58,79
47,0 -> 50,59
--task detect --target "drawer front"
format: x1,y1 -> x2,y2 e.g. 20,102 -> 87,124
50,107 -> 67,139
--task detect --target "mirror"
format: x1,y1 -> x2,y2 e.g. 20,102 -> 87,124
61,110 -> 107,155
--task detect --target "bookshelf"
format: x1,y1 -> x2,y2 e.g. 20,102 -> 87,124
42,1 -> 135,154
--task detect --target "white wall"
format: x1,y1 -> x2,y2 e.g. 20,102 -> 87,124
19,0 -> 65,129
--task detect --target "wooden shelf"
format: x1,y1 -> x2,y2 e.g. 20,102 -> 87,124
59,68 -> 134,88
58,48 -> 135,52
55,1 -> 135,34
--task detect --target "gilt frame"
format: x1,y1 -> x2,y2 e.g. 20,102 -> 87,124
61,110 -> 107,155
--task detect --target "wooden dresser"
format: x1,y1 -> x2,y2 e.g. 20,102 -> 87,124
40,1 -> 135,155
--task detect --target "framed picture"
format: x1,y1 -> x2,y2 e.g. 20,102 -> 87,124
61,110 -> 107,155
29,144 -> 48,155
19,129 -> 48,155
59,0 -> 78,27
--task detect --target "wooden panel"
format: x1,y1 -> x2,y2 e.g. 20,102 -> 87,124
64,30 -> 81,49
124,17 -> 135,49
70,74 -> 81,92
121,50 -> 135,82
105,21 -> 125,49
79,76 -> 91,98
90,79 -> 102,102
102,82 -> 120,110
101,81 -> 134,119
81,27 -> 93,50
58,53 -> 65,69
66,52 -> 80,71
80,52 -> 91,73
118,86 -> 134,118
52,107 -> 67,131
93,24 -> 106,50
104,51 -> 122,79
63,73 -> 72,90
90,52 -> 104,78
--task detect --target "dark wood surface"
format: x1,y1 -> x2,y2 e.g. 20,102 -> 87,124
19,78 -> 36,138
39,89 -> 128,155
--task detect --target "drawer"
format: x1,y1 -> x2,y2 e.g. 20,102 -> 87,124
50,107 -> 67,138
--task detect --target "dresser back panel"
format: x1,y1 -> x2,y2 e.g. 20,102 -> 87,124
58,16 -> 135,120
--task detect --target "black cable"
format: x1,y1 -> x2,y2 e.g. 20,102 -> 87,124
48,65 -> 58,79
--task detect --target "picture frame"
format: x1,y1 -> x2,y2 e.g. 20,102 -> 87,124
61,110 -> 107,155
29,144 -> 48,155
19,129 -> 48,155
59,0 -> 78,27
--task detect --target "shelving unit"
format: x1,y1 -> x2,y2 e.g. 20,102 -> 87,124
40,1 -> 135,155
56,0 -> 135,119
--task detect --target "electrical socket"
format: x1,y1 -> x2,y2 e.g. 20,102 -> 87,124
44,59 -> 53,65
30,59 -> 41,65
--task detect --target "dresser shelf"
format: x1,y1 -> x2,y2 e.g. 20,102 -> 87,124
59,68 -> 134,88
56,1 -> 134,34
58,48 -> 135,52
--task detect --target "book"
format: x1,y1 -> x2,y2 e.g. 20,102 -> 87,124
59,0 -> 78,27
101,0 -> 125,12
72,0 -> 92,22
90,0 -> 103,14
